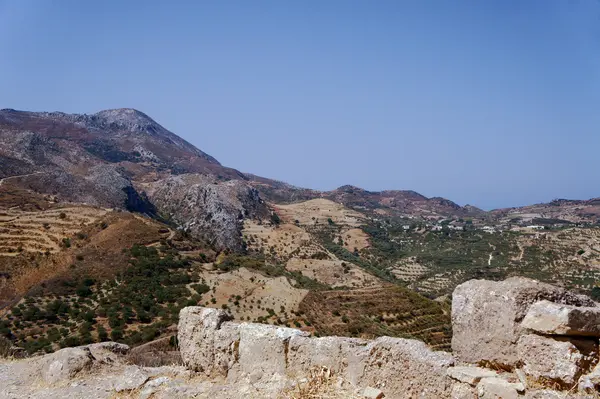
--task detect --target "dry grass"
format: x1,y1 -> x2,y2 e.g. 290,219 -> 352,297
282,367 -> 360,399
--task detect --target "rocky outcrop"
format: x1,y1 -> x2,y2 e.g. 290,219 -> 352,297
451,277 -> 596,368
145,174 -> 269,250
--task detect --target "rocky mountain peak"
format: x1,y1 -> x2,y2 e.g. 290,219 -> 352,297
92,108 -> 158,132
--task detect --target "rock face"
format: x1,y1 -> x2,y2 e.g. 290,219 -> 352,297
178,306 -> 454,398
146,174 -> 269,250
521,300 -> 600,337
451,277 -> 596,367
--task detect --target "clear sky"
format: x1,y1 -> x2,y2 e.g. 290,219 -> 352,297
1,0 -> 599,210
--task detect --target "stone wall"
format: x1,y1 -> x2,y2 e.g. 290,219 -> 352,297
5,277 -> 600,398
178,277 -> 600,398
177,306 -> 454,398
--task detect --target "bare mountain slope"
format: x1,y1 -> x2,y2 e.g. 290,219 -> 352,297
0,108 -> 264,249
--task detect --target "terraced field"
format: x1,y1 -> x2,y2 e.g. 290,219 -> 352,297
299,286 -> 452,351
0,207 -> 109,256
273,198 -> 364,226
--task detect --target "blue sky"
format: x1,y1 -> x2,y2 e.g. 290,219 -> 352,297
1,1 -> 599,209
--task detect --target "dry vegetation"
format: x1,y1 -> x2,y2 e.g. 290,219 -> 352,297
0,206 -> 109,256
273,199 -> 364,226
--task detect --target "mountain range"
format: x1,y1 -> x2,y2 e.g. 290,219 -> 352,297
2,107 -> 598,238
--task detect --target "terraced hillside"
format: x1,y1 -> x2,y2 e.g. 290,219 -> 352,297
0,205 -> 175,308
0,207 -> 109,256
300,286 -> 452,351
362,220 -> 600,297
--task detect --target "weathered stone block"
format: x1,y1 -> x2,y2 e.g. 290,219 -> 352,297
451,277 -> 596,367
177,307 -> 238,376
228,322 -> 309,384
358,336 -> 454,398
522,300 -> 600,337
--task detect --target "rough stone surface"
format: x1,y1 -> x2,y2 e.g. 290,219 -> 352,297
228,322 -> 309,386
477,377 -> 523,399
287,335 -> 369,380
177,306 -> 236,376
446,366 -> 497,386
357,336 -> 454,398
577,362 -> 600,393
516,334 -> 596,387
522,300 -> 600,337
139,376 -> 171,399
451,277 -> 596,367
178,306 -> 454,398
41,347 -> 93,384
363,386 -> 385,398
113,365 -> 149,392
450,382 -> 477,399
86,342 -> 129,364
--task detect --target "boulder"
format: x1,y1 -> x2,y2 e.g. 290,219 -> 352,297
446,366 -> 497,386
522,300 -> 600,337
451,277 -> 596,367
113,365 -> 149,392
41,347 -> 93,384
516,334 -> 597,387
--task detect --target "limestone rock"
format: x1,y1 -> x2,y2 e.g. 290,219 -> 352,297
522,300 -> 600,337
517,334 -> 596,387
477,377 -> 523,399
363,386 -> 385,398
357,336 -> 454,398
177,306 -> 237,376
139,376 -> 171,399
451,382 -> 477,399
446,366 -> 497,386
113,365 -> 149,392
577,362 -> 600,393
41,347 -> 93,384
85,342 -> 129,364
228,322 -> 309,384
286,335 -> 368,380
451,277 -> 596,367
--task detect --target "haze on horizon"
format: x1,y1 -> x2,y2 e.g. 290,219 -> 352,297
0,0 -> 599,210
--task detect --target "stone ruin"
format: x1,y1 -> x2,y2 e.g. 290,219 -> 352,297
3,276 -> 600,398
176,276 -> 600,398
